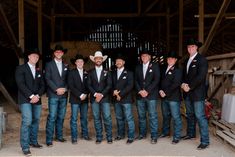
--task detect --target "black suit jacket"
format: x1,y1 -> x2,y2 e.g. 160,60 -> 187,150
68,68 -> 89,104
15,63 -> 45,105
112,68 -> 134,104
182,53 -> 208,101
45,60 -> 68,98
160,65 -> 182,101
87,68 -> 112,103
135,62 -> 160,100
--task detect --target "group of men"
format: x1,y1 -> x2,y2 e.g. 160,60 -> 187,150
15,38 -> 210,156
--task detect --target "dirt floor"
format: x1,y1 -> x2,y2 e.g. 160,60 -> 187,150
0,95 -> 234,157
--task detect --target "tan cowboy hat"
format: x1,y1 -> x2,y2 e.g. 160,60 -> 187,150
89,51 -> 108,62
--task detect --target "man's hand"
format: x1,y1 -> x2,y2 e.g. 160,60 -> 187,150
181,83 -> 190,92
30,95 -> 39,104
80,94 -> 87,101
95,93 -> 103,103
56,88 -> 66,95
159,90 -> 166,98
113,90 -> 120,96
139,90 -> 148,98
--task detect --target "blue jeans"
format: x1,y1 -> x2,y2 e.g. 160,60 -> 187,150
70,103 -> 88,140
114,103 -> 135,139
136,99 -> 158,139
20,103 -> 41,151
161,100 -> 182,140
46,97 -> 67,144
185,97 -> 209,145
91,102 -> 112,140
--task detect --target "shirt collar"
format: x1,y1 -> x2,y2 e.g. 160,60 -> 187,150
95,66 -> 103,71
189,52 -> 198,60
27,62 -> 35,68
143,61 -> 150,67
117,67 -> 124,72
54,59 -> 62,64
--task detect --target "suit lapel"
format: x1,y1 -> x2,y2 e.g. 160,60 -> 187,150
93,69 -> 99,83
188,53 -> 199,74
26,64 -> 35,80
52,60 -> 61,77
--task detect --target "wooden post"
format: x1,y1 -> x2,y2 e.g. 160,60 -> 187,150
51,9 -> 55,43
201,0 -> 231,55
37,0 -> 42,68
166,7 -> 170,52
0,107 -> 3,149
18,0 -> 25,65
198,0 -> 204,54
179,0 -> 183,56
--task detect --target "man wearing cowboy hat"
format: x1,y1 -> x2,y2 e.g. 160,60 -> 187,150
87,51 -> 113,144
112,54 -> 135,144
45,44 -> 69,147
135,50 -> 160,144
68,54 -> 91,144
181,38 -> 209,150
159,51 -> 182,144
15,48 -> 45,156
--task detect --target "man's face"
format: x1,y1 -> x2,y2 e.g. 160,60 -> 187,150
187,45 -> 198,56
54,50 -> 64,60
141,54 -> 151,64
94,57 -> 103,66
167,57 -> 177,66
28,53 -> 39,65
115,59 -> 125,69
75,59 -> 84,69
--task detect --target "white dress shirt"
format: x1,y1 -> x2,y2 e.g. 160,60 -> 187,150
165,65 -> 172,74
55,59 -> 63,76
95,66 -> 103,82
187,52 -> 198,73
143,61 -> 150,79
28,62 -> 36,79
77,68 -> 83,82
117,67 -> 124,79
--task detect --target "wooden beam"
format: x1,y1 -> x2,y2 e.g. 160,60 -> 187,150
166,7 -> 170,52
37,0 -> 42,66
54,13 -> 166,18
206,52 -> 235,60
179,0 -> 183,56
18,0 -> 25,64
137,0 -> 141,15
201,0 -> 231,55
198,0 -> 204,45
0,82 -> 18,111
194,13 -> 235,18
24,0 -> 37,7
81,0 -> 84,15
144,0 -> 160,14
51,9 -> 55,43
0,4 -> 23,59
62,0 -> 79,14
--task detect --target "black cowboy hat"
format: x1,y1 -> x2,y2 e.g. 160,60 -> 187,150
186,38 -> 203,48
25,48 -> 41,57
166,51 -> 181,59
139,49 -> 152,56
70,54 -> 88,65
115,53 -> 126,61
51,44 -> 67,53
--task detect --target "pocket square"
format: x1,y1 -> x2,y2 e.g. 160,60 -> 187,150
64,68 -> 68,71
149,69 -> 153,72
123,76 -> 127,79
192,65 -> 196,68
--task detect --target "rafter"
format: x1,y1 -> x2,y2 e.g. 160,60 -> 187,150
144,0 -> 160,14
61,0 -> 79,14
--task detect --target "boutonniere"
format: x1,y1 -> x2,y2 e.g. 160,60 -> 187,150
103,70 -> 108,76
64,68 -> 68,71
149,69 -> 153,73
168,72 -> 172,75
149,63 -> 152,68
192,65 -> 196,68
170,67 -> 174,70
37,74 -> 41,78
193,60 -> 197,62
123,70 -> 127,74
84,71 -> 88,74
123,76 -> 127,79
36,68 -> 40,71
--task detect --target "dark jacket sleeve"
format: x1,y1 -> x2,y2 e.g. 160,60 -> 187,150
188,57 -> 208,90
119,71 -> 134,98
163,69 -> 182,97
146,64 -> 160,93
68,70 -> 83,98
15,66 -> 33,98
101,71 -> 112,96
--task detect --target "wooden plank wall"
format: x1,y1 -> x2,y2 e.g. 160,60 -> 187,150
207,52 -> 235,104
